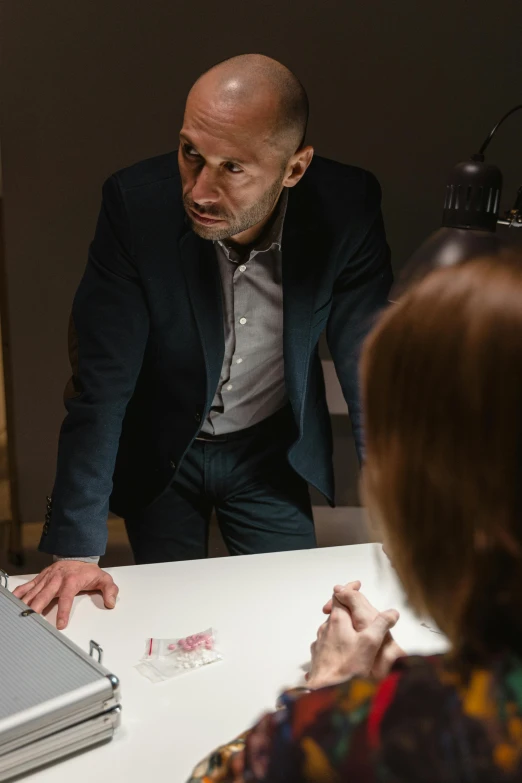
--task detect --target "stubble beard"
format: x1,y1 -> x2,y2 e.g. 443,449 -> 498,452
185,175 -> 285,241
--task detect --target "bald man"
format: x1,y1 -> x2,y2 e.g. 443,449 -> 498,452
15,55 -> 392,625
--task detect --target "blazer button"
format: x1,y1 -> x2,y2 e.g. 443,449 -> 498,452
194,412 -> 201,423
170,460 -> 176,470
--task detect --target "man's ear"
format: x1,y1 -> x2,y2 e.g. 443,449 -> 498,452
283,146 -> 314,188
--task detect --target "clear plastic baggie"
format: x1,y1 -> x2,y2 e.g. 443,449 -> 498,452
135,628 -> 222,683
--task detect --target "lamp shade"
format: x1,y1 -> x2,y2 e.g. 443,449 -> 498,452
390,157 -> 505,302
390,226 -> 505,302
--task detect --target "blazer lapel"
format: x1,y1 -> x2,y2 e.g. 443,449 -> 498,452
282,183 -> 324,413
179,230 -> 225,413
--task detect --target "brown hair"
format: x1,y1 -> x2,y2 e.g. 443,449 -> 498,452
361,253 -> 522,664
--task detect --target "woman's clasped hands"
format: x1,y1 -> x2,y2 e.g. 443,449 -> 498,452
307,581 -> 403,689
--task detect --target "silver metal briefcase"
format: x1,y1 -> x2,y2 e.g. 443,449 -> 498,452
0,570 -> 121,781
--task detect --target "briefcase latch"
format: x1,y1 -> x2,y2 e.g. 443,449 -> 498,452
0,570 -> 8,589
89,639 -> 104,664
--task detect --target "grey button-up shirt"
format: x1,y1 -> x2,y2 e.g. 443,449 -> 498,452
200,190 -> 288,435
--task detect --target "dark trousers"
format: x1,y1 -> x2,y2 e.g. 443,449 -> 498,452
124,408 -> 316,564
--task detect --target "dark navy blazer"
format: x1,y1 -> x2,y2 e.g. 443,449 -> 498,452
40,153 -> 392,556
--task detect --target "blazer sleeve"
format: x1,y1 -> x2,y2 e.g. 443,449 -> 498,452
326,171 -> 392,463
39,175 -> 150,557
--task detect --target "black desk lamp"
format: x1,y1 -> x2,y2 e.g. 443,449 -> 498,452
391,104 -> 522,301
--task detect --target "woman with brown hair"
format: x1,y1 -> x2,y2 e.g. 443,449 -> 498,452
189,252 -> 522,781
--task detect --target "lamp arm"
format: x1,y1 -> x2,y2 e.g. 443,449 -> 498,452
474,104 -> 522,159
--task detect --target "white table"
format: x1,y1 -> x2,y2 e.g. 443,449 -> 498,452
9,544 -> 447,782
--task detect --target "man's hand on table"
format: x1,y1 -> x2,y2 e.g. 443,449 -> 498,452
13,562 -> 119,630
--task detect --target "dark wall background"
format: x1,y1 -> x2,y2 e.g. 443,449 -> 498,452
0,0 -> 521,521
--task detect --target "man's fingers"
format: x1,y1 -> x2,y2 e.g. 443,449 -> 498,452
13,570 -> 49,601
13,579 -> 39,600
27,579 -> 64,615
16,566 -> 62,605
56,586 -> 79,630
21,572 -> 64,607
322,599 -> 333,615
10,564 -> 116,629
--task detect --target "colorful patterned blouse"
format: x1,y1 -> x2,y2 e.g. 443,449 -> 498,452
188,653 -> 522,781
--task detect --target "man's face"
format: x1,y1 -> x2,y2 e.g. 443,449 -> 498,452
178,91 -> 288,242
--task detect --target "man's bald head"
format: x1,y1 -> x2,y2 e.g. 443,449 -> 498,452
179,55 -> 313,244
189,54 -> 309,155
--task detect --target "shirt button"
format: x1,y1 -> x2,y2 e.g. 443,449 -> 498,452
239,265 -> 247,272
226,384 -> 233,391
236,358 -> 243,364
239,317 -> 247,325
170,460 -> 176,470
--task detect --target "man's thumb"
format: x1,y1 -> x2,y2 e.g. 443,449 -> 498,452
101,581 -> 119,609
